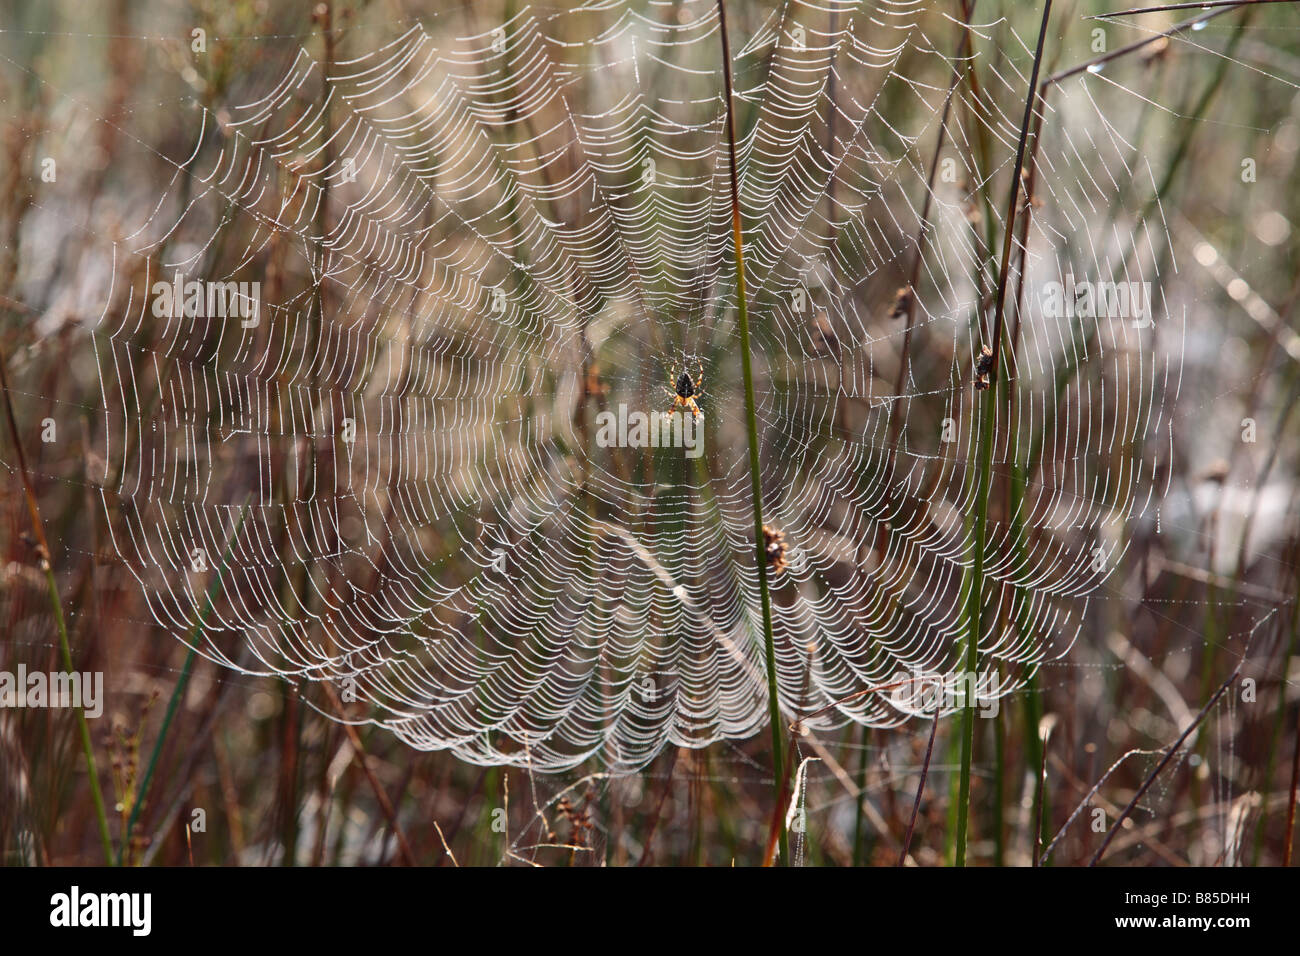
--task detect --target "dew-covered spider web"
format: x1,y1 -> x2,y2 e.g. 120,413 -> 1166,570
81,0 -> 1232,774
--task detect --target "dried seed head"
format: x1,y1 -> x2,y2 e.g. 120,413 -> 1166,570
1141,36 -> 1170,66
890,286 -> 913,321
583,363 -> 608,398
809,312 -> 839,356
973,344 -> 994,390
762,525 -> 789,575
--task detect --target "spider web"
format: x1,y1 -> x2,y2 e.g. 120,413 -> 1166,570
86,0 -> 1187,773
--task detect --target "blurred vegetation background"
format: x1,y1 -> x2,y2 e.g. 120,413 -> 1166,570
1,0 -> 1299,866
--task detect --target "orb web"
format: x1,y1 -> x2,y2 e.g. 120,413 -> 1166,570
91,0 -> 1178,771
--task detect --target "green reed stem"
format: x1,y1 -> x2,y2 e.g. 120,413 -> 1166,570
955,0 -> 1052,867
957,394 -> 997,866
852,724 -> 869,865
119,497 -> 251,864
48,564 -> 114,865
0,341 -> 115,865
716,0 -> 787,866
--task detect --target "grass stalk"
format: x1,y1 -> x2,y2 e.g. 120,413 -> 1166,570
956,373 -> 997,866
955,0 -> 1052,866
1033,715 -> 1056,866
1,341 -> 115,865
46,569 -> 114,864
716,0 -> 786,866
898,702 -> 940,867
1285,700 -> 1300,866
321,682 -> 418,866
119,497 -> 251,864
852,725 -> 869,865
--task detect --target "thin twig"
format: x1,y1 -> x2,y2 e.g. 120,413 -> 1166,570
1089,649 -> 1251,866
1086,0 -> 1292,19
636,747 -> 680,866
1039,747 -> 1164,864
885,10 -> 974,467
1285,702 -> 1300,865
433,821 -> 459,867
1047,6 -> 1237,85
897,704 -> 941,867
322,681 -> 418,867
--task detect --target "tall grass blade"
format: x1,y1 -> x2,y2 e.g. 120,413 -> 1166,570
716,0 -> 786,865
955,0 -> 1052,866
119,497 -> 251,864
1,341 -> 115,865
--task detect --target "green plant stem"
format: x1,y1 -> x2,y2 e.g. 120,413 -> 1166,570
955,0 -> 1052,867
1285,699 -> 1300,866
956,393 -> 997,866
119,498 -> 251,864
852,724 -> 869,865
986,0 -> 1051,381
992,665 -> 1005,865
48,565 -> 115,865
1,341 -> 115,864
716,0 -> 786,866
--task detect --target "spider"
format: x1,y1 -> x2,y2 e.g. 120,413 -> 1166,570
664,362 -> 705,419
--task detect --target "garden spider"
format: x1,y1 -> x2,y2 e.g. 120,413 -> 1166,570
664,362 -> 705,419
